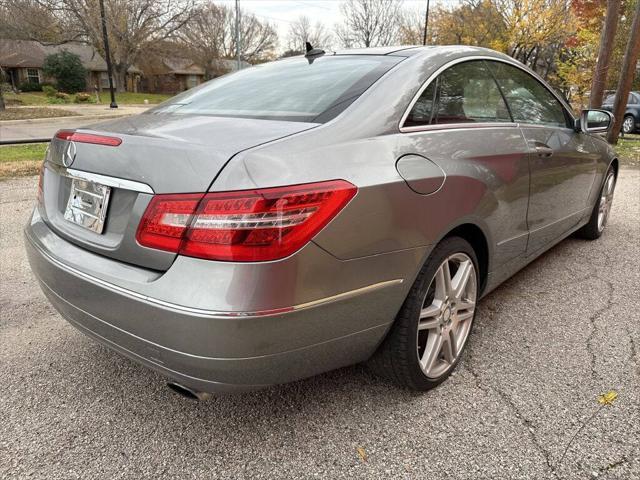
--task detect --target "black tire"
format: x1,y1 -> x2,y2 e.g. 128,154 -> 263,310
577,165 -> 616,240
368,236 -> 479,391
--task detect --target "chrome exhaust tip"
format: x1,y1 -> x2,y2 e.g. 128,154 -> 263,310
167,381 -> 211,401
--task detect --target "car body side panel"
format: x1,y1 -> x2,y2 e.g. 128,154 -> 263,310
523,126 -> 600,253
215,126 -> 530,277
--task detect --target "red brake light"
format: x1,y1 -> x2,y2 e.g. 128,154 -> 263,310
55,130 -> 122,146
136,180 -> 357,262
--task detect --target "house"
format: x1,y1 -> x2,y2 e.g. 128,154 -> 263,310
139,56 -> 250,94
0,39 -> 141,92
140,57 -> 206,94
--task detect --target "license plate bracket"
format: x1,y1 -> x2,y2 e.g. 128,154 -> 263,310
63,178 -> 111,234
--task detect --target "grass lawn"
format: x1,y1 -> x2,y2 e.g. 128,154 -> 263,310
615,134 -> 640,168
0,107 -> 76,121
0,143 -> 47,178
4,91 -> 171,106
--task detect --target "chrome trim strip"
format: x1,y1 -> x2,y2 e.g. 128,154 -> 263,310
398,55 -> 575,131
26,231 -> 403,319
400,122 -> 518,134
47,162 -> 154,194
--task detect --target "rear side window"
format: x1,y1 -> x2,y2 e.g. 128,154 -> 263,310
150,55 -> 402,123
604,93 -> 637,104
489,62 -> 568,128
404,60 -> 511,127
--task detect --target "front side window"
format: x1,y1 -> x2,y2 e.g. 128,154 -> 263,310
27,68 -> 40,84
489,62 -> 568,128
404,60 -> 511,127
152,55 -> 402,123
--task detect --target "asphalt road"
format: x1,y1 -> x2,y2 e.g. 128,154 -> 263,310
1,170 -> 639,479
0,106 -> 147,143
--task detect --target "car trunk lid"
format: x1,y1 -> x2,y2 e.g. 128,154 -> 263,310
40,113 -> 317,271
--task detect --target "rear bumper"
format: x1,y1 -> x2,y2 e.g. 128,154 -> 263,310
25,209 -> 424,393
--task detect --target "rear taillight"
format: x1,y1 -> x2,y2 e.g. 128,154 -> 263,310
136,180 -> 357,262
55,130 -> 122,146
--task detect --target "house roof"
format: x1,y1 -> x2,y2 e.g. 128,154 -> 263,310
154,57 -> 251,76
0,39 -> 141,73
162,57 -> 205,76
0,39 -> 45,68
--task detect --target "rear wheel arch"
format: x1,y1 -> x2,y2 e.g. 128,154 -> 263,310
441,223 -> 490,296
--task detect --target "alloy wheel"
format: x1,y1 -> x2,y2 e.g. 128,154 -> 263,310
417,253 -> 477,379
622,116 -> 634,134
597,171 -> 616,232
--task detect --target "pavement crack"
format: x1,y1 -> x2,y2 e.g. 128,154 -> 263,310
463,355 -> 560,479
585,276 -> 615,381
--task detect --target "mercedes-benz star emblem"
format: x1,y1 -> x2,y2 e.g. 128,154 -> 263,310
63,141 -> 77,167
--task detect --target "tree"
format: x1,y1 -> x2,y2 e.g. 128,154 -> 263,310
178,3 -> 227,79
335,0 -> 404,48
43,51 -> 87,92
180,3 -> 277,67
397,6 -> 433,45
589,0 -> 621,108
0,0 -> 79,43
606,0 -> 640,144
45,0 -> 196,92
497,0 -> 574,74
287,15 -> 332,52
428,0 -> 507,49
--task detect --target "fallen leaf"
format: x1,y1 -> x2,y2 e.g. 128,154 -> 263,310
356,447 -> 367,462
597,390 -> 618,406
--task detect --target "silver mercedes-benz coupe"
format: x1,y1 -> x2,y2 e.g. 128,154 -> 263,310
25,46 -> 618,398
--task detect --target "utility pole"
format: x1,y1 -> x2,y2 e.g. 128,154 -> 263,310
99,0 -> 117,108
422,0 -> 430,46
235,0 -> 241,71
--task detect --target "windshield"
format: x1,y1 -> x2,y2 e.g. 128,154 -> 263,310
150,55 -> 402,123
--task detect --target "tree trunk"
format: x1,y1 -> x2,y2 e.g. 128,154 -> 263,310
114,65 -> 127,93
607,2 -> 640,145
606,0 -> 640,144
590,0 -> 621,108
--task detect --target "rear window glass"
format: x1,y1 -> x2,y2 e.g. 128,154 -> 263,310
150,55 -> 402,123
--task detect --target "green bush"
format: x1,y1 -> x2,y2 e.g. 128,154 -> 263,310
43,51 -> 86,93
74,92 -> 93,103
42,85 -> 57,97
1,82 -> 13,93
18,81 -> 42,92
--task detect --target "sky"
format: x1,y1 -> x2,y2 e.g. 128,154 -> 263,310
214,0 -> 456,52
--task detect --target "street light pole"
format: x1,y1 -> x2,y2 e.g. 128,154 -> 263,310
422,0 -> 430,46
99,0 -> 117,108
235,0 -> 241,71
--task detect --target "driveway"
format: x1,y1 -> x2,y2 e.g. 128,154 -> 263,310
1,170 -> 638,479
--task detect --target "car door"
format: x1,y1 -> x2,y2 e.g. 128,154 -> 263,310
488,61 -> 598,254
399,60 -> 531,269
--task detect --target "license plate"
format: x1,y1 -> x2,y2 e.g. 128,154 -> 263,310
63,178 -> 111,234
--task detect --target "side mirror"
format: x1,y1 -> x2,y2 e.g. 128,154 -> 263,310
578,109 -> 614,134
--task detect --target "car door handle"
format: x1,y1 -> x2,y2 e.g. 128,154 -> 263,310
530,142 -> 554,157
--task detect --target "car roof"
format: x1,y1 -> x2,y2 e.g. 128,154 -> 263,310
331,45 -> 514,61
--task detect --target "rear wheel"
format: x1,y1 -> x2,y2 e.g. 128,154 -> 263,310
622,115 -> 635,134
369,237 -> 479,390
577,166 -> 616,240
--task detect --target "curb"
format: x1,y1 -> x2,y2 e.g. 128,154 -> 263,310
0,113 -> 135,126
